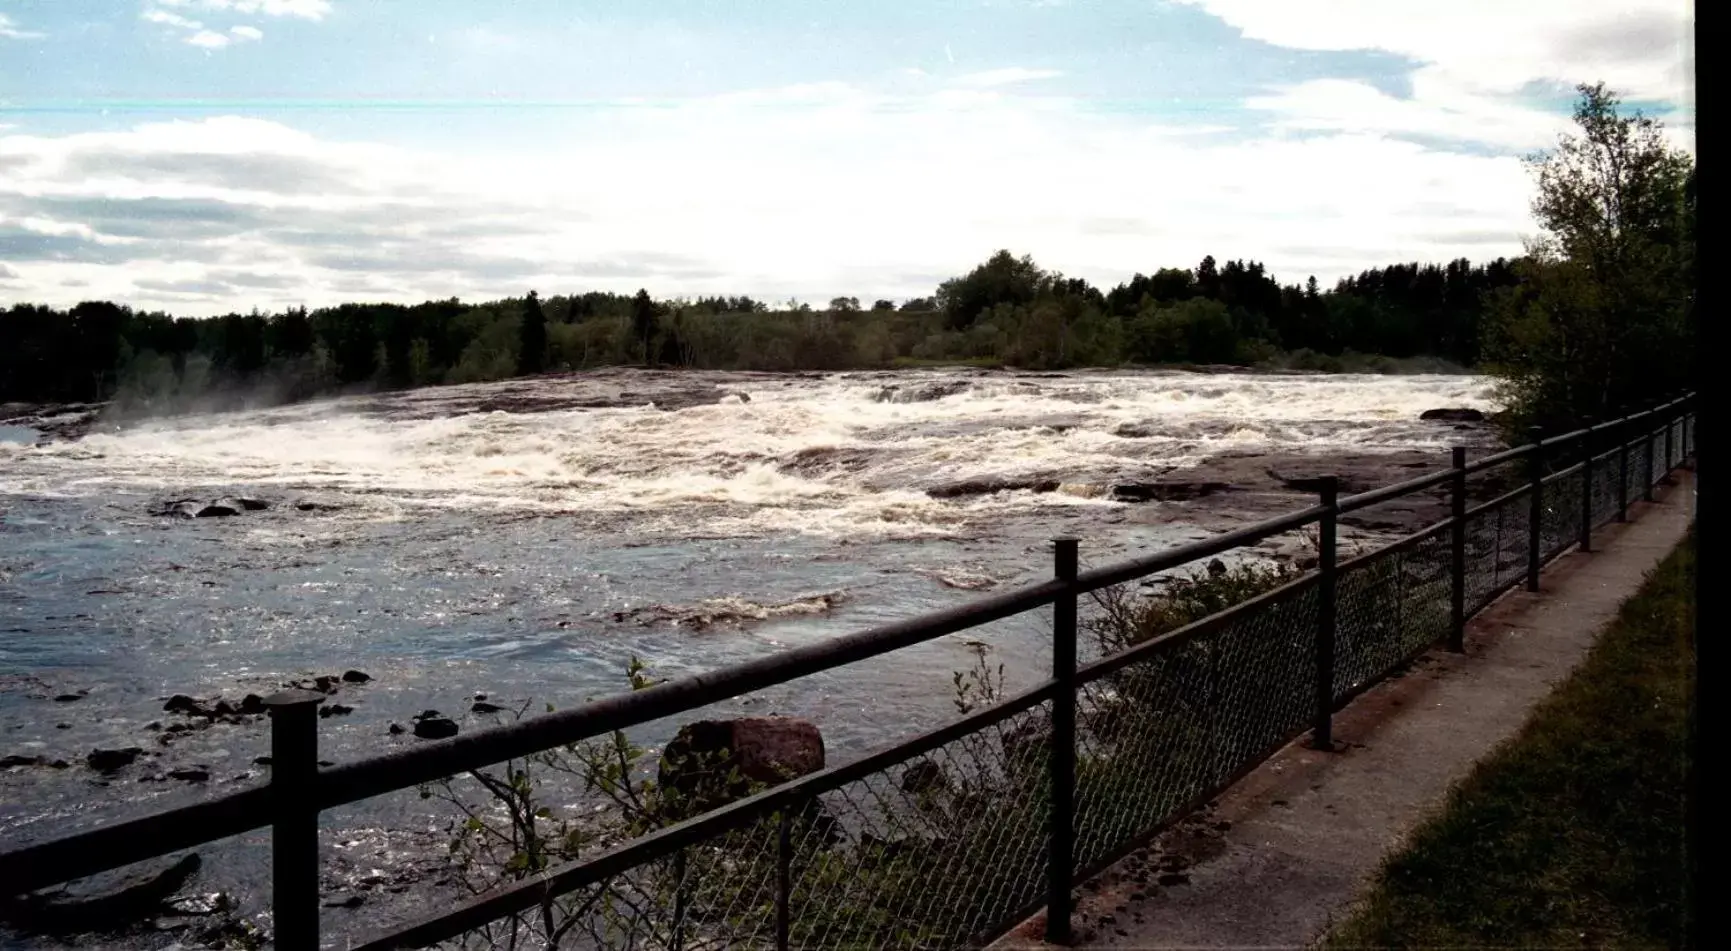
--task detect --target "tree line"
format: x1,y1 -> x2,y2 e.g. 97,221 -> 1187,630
0,253 -> 1528,414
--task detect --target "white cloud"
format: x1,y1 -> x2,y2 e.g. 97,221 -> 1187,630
0,12 -> 46,39
142,0 -> 325,49
0,87 -> 1545,314
954,67 -> 1065,88
1174,1 -> 1692,157
158,0 -> 331,20
1171,1 -> 1692,101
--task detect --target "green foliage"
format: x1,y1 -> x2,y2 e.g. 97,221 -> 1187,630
1086,559 -> 1298,656
1484,83 -> 1694,434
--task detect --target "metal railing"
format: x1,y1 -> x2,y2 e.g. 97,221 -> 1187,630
0,393 -> 1697,950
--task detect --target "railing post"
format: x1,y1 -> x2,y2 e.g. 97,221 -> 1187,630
1643,410 -> 1657,502
265,689 -> 324,951
1664,402 -> 1676,479
1309,477 -> 1339,751
1045,537 -> 1079,944
1580,422 -> 1595,553
1617,408 -> 1631,522
1526,427 -> 1543,592
1449,447 -> 1467,652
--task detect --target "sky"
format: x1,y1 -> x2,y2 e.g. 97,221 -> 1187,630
0,0 -> 1696,316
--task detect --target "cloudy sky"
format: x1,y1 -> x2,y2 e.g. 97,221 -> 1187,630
0,1 -> 1695,316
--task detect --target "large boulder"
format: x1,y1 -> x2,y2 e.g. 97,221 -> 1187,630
0,854 -> 202,934
658,717 -> 824,815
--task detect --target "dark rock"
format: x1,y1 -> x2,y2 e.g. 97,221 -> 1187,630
1419,407 -> 1486,423
873,380 -> 969,404
237,694 -> 265,715
1157,872 -> 1189,886
168,767 -> 210,783
313,675 -> 340,693
194,501 -> 241,518
1207,558 -> 1227,577
87,747 -> 143,772
233,498 -> 270,511
294,500 -> 342,512
318,704 -> 355,718
53,692 -> 85,703
470,701 -> 505,715
387,722 -> 405,735
48,759 -> 69,769
660,717 -> 824,815
927,477 -> 1061,499
1112,481 -> 1232,503
252,756 -> 272,766
340,669 -> 372,684
412,716 -> 459,740
0,854 -> 202,934
473,692 -> 487,701
163,694 -> 207,716
2,754 -> 43,768
148,498 -> 204,518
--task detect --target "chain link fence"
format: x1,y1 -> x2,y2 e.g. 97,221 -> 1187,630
410,413 -> 1691,951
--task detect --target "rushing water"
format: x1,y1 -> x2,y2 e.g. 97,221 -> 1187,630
0,367 -> 1491,942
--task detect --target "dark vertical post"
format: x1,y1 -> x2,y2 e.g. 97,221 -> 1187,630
774,812 -> 791,951
1617,408 -> 1631,522
264,689 -> 324,951
1449,447 -> 1467,652
673,849 -> 689,951
1526,427 -> 1544,592
1643,410 -> 1657,501
1580,422 -> 1595,552
1665,402 -> 1676,481
1045,537 -> 1079,944
1310,477 -> 1339,751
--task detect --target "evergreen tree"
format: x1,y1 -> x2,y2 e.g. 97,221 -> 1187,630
518,290 -> 547,375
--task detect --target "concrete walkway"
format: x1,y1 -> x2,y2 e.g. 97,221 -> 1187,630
995,470 -> 1695,951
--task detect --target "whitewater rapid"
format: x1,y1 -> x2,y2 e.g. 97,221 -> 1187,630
0,368 -> 1492,540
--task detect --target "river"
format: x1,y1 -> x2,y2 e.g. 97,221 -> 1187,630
0,367 -> 1492,944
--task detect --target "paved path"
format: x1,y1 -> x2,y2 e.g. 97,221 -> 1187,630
995,470 -> 1695,951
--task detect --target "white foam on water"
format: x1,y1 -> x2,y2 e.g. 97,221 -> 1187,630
0,369 -> 1494,538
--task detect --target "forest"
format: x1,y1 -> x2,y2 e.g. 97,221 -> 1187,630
0,252 -> 1520,414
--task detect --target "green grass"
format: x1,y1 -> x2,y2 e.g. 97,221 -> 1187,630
1327,534 -> 1694,949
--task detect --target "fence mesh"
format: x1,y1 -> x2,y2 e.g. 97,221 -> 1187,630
1335,525 -> 1451,699
407,409 -> 1692,951
1070,581 -> 1317,877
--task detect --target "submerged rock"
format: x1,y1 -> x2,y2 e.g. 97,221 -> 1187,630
87,747 -> 144,772
1112,481 -> 1232,503
1419,407 -> 1486,423
340,669 -> 372,684
411,712 -> 459,740
927,477 -> 1061,499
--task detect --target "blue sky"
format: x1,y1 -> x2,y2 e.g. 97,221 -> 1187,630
0,0 -> 1696,314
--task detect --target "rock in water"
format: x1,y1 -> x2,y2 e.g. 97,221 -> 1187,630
194,501 -> 240,518
1419,407 -> 1486,423
340,669 -> 372,684
411,712 -> 459,740
87,747 -> 143,772
0,853 -> 202,933
659,717 -> 824,816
